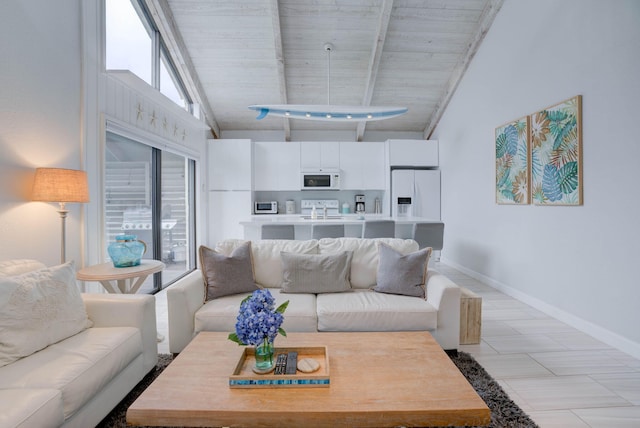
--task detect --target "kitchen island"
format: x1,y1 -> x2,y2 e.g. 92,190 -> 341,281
239,214 -> 442,241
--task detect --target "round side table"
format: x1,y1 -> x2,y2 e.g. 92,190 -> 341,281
76,259 -> 164,294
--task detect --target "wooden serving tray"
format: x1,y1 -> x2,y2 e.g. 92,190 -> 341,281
229,346 -> 330,388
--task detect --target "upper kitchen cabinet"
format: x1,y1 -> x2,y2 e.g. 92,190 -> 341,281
208,139 -> 252,190
339,141 -> 386,190
387,140 -> 439,167
254,141 -> 301,191
300,141 -> 340,170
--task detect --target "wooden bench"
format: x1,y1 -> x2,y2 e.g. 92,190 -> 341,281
460,287 -> 482,345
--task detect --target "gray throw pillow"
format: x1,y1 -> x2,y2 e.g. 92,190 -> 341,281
199,242 -> 259,301
281,251 -> 353,294
373,243 -> 432,298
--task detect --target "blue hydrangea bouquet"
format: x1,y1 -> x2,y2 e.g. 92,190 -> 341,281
229,289 -> 288,371
229,289 -> 289,345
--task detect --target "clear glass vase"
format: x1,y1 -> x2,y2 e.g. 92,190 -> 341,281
253,338 -> 274,373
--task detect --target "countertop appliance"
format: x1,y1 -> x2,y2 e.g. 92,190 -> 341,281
301,199 -> 341,218
254,201 -> 278,214
391,169 -> 441,219
355,195 -> 365,214
301,170 -> 341,190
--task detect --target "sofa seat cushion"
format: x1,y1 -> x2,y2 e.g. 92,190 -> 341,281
0,326 -> 142,420
216,239 -> 319,288
316,289 -> 437,332
0,388 -> 63,428
317,238 -> 419,289
195,288 -> 318,334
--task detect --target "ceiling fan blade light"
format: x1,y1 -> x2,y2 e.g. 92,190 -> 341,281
248,105 -> 407,122
250,106 -> 269,120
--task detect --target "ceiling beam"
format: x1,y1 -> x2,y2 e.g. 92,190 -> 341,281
356,0 -> 394,142
423,0 -> 504,139
268,0 -> 291,141
144,0 -> 220,138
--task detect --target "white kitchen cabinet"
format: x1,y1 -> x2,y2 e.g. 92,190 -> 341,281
339,141 -> 386,190
300,141 -> 340,170
254,141 -> 301,191
208,191 -> 252,245
387,139 -> 439,167
207,139 -> 252,190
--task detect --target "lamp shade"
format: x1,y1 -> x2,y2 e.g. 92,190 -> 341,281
32,168 -> 90,203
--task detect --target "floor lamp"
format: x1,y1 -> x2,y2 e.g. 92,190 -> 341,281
32,168 -> 90,263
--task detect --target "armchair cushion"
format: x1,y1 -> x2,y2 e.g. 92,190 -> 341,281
0,261 -> 93,367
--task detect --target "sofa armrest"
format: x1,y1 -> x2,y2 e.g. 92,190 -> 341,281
167,270 -> 205,354
425,270 -> 461,351
82,293 -> 158,372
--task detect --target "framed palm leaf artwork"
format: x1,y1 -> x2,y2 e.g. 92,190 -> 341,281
530,95 -> 583,205
495,116 -> 530,204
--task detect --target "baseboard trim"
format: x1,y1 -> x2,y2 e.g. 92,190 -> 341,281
441,258 -> 640,361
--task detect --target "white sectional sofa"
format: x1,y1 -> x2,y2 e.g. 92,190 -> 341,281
168,238 -> 461,354
0,259 -> 158,428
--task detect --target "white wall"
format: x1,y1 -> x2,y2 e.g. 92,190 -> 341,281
431,0 -> 640,357
0,1 -> 209,269
0,1 -> 84,265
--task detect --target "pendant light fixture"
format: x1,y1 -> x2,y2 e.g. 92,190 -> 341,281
249,43 -> 407,122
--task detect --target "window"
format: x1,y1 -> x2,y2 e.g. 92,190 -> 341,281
105,0 -> 152,85
105,130 -> 196,292
105,0 -> 195,114
160,47 -> 188,110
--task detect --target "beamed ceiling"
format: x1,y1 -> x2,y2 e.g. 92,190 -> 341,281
145,0 -> 504,140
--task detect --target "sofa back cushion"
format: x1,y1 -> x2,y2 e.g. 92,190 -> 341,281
216,239 -> 319,288
318,238 -> 419,289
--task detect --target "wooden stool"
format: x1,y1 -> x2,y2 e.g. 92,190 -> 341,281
460,287 -> 482,345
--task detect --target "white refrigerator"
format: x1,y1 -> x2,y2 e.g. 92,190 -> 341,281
391,169 -> 441,220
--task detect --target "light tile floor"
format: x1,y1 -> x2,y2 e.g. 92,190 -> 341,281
153,263 -> 640,428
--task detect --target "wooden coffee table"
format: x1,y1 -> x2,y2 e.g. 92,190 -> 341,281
127,331 -> 490,427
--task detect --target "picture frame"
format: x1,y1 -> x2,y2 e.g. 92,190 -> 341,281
495,115 -> 530,204
530,95 -> 583,205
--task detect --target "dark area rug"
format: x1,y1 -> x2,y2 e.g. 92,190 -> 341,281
97,352 -> 538,428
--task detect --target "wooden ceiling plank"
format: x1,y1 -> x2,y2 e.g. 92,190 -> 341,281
356,0 -> 394,141
145,0 -> 221,137
268,0 -> 291,140
423,0 -> 504,139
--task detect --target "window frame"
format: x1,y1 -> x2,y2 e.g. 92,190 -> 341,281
105,0 -> 195,115
104,119 -> 199,291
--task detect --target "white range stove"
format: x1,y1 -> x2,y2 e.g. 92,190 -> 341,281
300,199 -> 341,218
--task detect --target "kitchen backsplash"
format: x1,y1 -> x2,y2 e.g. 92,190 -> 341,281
253,190 -> 384,214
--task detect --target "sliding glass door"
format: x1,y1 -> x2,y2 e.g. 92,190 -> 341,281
105,130 -> 196,292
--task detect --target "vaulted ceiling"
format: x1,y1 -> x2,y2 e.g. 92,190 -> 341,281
146,0 -> 503,140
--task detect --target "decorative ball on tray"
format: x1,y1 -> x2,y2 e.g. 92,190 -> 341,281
228,289 -> 289,374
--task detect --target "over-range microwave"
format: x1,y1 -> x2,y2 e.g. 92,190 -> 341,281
300,170 -> 341,190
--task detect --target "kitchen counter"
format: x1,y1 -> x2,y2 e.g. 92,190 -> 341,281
240,215 -> 442,240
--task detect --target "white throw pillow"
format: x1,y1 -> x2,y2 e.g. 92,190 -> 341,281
0,261 -> 93,367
